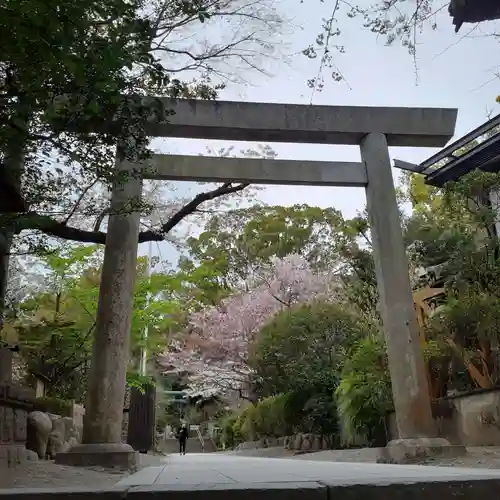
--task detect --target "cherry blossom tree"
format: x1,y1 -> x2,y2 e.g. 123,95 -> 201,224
159,255 -> 339,397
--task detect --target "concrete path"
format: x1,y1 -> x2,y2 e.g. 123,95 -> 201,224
5,454 -> 500,500
116,452 -> 500,487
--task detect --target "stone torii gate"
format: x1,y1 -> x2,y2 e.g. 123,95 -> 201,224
56,100 -> 458,467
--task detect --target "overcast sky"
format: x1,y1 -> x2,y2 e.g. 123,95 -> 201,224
144,0 -> 500,268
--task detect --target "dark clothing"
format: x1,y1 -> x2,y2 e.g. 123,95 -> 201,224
179,440 -> 186,454
178,427 -> 189,441
178,427 -> 188,454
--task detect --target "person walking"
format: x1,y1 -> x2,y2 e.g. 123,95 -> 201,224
178,423 -> 188,455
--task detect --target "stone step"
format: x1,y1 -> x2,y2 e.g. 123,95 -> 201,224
5,478 -> 500,500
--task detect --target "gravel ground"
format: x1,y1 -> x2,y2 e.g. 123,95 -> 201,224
0,460 -> 128,489
4,447 -> 500,489
0,453 -> 167,490
420,446 -> 500,469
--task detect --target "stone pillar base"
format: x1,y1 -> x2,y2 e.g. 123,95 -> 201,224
378,438 -> 466,464
55,443 -> 138,470
0,444 -> 26,468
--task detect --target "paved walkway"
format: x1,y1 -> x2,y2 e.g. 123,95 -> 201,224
116,453 -> 500,487
6,448 -> 500,490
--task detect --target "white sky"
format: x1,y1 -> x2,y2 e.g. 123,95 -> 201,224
142,1 -> 500,267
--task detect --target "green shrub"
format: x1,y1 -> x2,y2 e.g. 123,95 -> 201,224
217,413 -> 244,449
230,394 -> 292,441
250,301 -> 365,397
229,390 -> 339,443
33,396 -> 72,417
252,394 -> 289,437
335,336 -> 392,445
238,404 -> 258,441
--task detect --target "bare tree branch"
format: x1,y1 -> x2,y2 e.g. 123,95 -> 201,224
13,182 -> 249,245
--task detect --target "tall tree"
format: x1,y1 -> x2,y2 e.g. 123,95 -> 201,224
2,0 -> 284,252
1,0 -> 284,367
8,245 -> 183,400
184,204 -> 348,286
159,255 -> 339,396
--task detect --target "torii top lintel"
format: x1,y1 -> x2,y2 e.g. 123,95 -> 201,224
133,99 -> 458,148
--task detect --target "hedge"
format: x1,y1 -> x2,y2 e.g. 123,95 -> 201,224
32,396 -> 73,417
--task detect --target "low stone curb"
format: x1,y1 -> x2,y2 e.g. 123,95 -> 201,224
3,478 -> 500,500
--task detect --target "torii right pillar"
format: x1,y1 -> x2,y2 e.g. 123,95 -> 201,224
361,133 -> 455,461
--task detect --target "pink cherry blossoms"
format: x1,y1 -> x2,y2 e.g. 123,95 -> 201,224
160,255 -> 339,394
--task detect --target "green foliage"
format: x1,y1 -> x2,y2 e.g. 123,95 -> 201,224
236,395 -> 290,440
246,301 -> 375,438
332,169 -> 500,441
225,389 -> 339,444
175,258 -> 232,308
185,205 -> 349,285
156,406 -> 179,432
0,0 -> 262,263
403,170 -> 500,288
336,336 -> 393,445
217,413 -> 243,449
401,169 -> 500,392
252,394 -> 289,437
283,388 -> 339,437
126,372 -> 155,393
12,246 -> 101,401
250,301 -> 366,396
339,246 -> 379,318
33,396 -> 73,417
12,245 -> 184,401
430,292 -> 500,347
427,292 -> 500,389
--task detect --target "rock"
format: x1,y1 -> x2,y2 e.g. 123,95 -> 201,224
52,416 -> 66,436
267,437 -> 278,447
384,438 -> 465,464
25,449 -> 38,461
283,436 -> 290,449
47,416 -> 67,458
62,417 -> 74,441
311,435 -> 322,451
301,434 -> 313,451
67,436 -> 78,447
47,431 -> 64,458
58,441 -> 71,454
293,434 -> 303,450
68,424 -> 82,443
26,411 -> 52,459
322,436 -> 331,450
237,441 -> 259,450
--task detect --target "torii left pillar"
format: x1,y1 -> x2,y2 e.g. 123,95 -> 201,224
56,149 -> 142,469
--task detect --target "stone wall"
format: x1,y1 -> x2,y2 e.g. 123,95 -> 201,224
0,384 -> 34,467
235,434 -> 338,453
233,422 -> 373,453
71,403 -> 85,430
26,409 -> 84,460
388,387 -> 500,446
